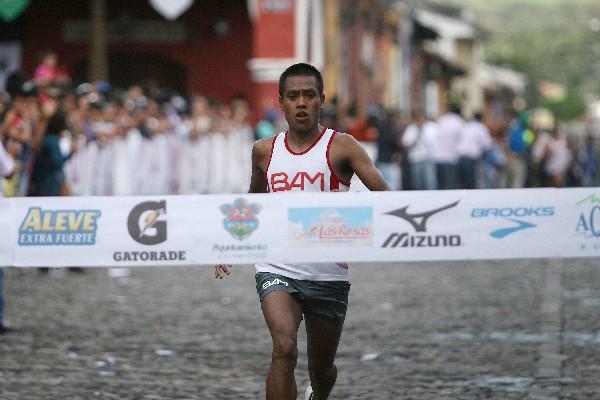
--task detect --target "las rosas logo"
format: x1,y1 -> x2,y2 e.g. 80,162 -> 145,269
19,207 -> 101,246
382,201 -> 461,248
127,200 -> 167,245
220,198 -> 261,240
288,207 -> 373,247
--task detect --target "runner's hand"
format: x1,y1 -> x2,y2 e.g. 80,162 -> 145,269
214,264 -> 231,279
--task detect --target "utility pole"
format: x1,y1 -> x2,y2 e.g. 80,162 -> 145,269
89,0 -> 108,82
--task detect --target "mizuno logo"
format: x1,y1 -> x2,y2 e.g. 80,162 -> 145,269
382,201 -> 461,249
490,219 -> 536,239
384,201 -> 460,232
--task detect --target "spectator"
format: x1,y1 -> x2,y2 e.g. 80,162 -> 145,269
255,107 -> 279,139
375,110 -> 402,190
33,50 -> 59,87
456,112 -> 493,189
505,112 -> 531,188
401,110 -> 438,190
581,134 -> 599,187
433,104 -> 463,189
541,124 -> 571,187
481,134 -> 507,189
29,109 -> 78,196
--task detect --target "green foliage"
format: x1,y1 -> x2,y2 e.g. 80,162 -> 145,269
432,0 -> 600,120
542,90 -> 586,122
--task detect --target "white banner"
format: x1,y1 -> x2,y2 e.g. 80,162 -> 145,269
1,188 -> 598,267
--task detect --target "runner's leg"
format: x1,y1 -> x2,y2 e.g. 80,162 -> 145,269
305,314 -> 344,400
261,291 -> 303,400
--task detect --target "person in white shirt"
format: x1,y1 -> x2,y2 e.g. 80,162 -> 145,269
456,112 -> 493,189
536,124 -> 571,187
214,63 -> 389,400
433,105 -> 464,189
401,110 -> 438,190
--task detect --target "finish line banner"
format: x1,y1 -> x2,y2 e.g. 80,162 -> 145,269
0,188 -> 598,267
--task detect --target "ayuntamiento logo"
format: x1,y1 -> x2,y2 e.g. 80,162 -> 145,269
213,198 -> 268,257
220,198 -> 261,241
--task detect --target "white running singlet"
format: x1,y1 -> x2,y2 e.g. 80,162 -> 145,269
255,128 -> 351,281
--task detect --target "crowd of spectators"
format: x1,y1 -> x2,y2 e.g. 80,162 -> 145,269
0,51 -> 255,200
1,50 -> 599,202
332,103 -> 600,192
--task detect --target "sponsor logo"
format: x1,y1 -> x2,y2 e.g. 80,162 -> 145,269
288,207 -> 373,247
574,194 -> 600,250
114,200 -> 186,262
271,171 -> 325,192
382,201 -> 461,248
262,278 -> 289,290
113,251 -> 186,262
18,207 -> 101,246
214,198 -> 268,258
127,200 -> 167,245
221,198 -> 261,240
471,207 -> 554,239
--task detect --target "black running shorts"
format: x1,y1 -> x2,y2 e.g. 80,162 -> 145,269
255,272 -> 351,321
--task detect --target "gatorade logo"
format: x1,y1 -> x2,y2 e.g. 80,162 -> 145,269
127,200 -> 167,245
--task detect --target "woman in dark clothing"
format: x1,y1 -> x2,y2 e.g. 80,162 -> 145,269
30,109 -> 77,196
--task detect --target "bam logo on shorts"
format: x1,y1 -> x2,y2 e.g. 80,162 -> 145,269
19,207 -> 101,246
262,279 -> 289,289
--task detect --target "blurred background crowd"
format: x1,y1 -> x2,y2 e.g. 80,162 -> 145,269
1,0 -> 600,199
0,48 -> 598,199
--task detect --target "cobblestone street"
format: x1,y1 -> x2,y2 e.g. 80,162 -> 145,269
1,259 -> 599,399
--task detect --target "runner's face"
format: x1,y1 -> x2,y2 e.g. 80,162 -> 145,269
280,75 -> 324,134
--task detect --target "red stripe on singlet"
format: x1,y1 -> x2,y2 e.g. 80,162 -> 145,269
284,127 -> 327,155
264,134 -> 277,192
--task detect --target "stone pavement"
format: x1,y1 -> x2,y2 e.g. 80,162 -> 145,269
1,258 -> 599,399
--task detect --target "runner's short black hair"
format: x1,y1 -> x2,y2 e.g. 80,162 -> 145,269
279,63 -> 323,97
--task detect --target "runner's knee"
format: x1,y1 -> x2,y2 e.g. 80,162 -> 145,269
272,335 -> 298,365
308,356 -> 335,374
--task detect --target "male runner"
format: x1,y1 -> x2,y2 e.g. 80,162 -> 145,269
215,63 -> 389,400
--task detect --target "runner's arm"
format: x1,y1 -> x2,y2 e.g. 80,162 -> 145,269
248,138 -> 271,193
333,133 -> 390,191
216,139 -> 272,279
